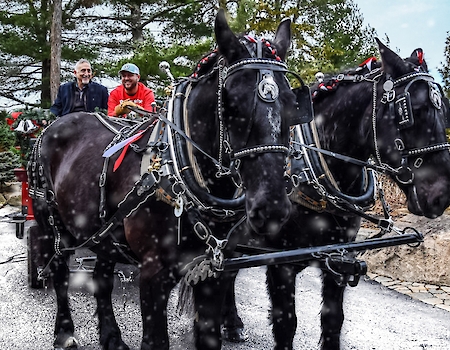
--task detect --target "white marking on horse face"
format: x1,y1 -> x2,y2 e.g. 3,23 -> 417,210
267,107 -> 281,142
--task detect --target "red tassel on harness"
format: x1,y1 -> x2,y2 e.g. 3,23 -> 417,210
417,49 -> 424,65
359,56 -> 377,71
113,130 -> 145,172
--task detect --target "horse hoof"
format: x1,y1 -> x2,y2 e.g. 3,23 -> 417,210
104,338 -> 130,350
54,335 -> 79,349
222,327 -> 248,343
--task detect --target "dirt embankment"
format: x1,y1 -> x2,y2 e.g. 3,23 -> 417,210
361,177 -> 450,286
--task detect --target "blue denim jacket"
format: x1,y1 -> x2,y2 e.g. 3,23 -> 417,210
50,80 -> 108,117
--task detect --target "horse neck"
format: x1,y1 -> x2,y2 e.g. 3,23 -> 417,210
185,75 -> 228,191
189,76 -> 220,145
313,81 -> 374,191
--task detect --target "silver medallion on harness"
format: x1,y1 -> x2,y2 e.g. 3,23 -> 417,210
258,73 -> 279,102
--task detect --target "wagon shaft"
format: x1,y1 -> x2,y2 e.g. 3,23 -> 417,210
225,232 -> 423,271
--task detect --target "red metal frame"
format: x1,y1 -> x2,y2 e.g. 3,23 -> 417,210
14,168 -> 34,221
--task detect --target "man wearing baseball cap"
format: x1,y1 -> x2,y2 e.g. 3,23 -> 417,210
108,63 -> 155,117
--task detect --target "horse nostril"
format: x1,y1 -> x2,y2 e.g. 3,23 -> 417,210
430,193 -> 448,217
247,209 -> 266,235
247,199 -> 291,235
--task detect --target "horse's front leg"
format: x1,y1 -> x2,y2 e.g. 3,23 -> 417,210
139,267 -> 177,350
267,264 -> 298,350
52,254 -> 78,349
93,256 -> 129,350
320,270 -> 345,350
194,276 -> 231,350
221,271 -> 246,342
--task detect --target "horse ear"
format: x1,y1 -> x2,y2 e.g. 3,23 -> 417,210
215,9 -> 248,63
375,37 -> 408,78
408,48 -> 428,72
273,18 -> 291,61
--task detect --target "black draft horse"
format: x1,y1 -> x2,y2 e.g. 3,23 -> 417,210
29,10 -> 296,350
223,40 -> 450,349
269,40 -> 450,350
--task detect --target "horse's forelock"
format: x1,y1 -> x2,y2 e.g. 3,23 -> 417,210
191,35 -> 284,79
239,35 -> 283,61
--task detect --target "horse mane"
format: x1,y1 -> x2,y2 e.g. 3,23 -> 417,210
310,59 -> 379,147
191,49 -> 220,79
311,49 -> 429,102
190,34 -> 282,79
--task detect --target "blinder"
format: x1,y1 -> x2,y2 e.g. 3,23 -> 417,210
391,74 -> 441,130
290,84 -> 314,125
395,92 -> 414,129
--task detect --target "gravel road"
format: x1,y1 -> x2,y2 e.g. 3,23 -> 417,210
1,205 -> 450,350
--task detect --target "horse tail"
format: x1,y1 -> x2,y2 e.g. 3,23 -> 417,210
177,280 -> 195,318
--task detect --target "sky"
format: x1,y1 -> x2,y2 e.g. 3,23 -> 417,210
354,0 -> 449,84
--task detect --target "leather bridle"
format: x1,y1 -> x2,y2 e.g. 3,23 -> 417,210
371,71 -> 450,185
217,58 -> 291,169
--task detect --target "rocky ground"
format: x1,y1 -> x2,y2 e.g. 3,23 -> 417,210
0,182 -> 21,208
359,177 -> 450,286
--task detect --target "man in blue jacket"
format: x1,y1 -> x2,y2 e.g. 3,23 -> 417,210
50,59 -> 108,117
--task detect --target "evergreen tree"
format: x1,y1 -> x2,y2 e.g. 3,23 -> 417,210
0,0 -> 101,108
438,32 -> 450,98
0,111 -> 20,186
0,151 -> 20,187
0,0 -> 376,106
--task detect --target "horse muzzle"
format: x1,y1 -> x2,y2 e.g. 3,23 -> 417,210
246,194 -> 291,236
406,181 -> 450,219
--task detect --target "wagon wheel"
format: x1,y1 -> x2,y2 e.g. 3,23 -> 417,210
27,225 -> 44,289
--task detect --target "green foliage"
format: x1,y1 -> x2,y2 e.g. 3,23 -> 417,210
8,108 -> 54,126
438,32 -> 450,98
0,111 -> 17,152
3,108 -> 54,167
156,1 -> 217,41
0,150 -> 20,185
0,0 -> 378,106
0,110 -> 21,185
246,0 -> 378,83
112,0 -> 377,89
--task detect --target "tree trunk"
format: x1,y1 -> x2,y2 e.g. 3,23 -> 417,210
41,58 -> 52,108
50,0 -> 62,105
131,3 -> 144,42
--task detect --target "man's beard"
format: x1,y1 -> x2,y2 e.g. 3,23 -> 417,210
125,81 -> 137,92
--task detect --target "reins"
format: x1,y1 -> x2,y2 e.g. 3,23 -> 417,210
289,66 -> 450,235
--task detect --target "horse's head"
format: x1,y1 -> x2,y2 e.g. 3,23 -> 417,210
373,38 -> 450,218
212,10 -> 295,235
